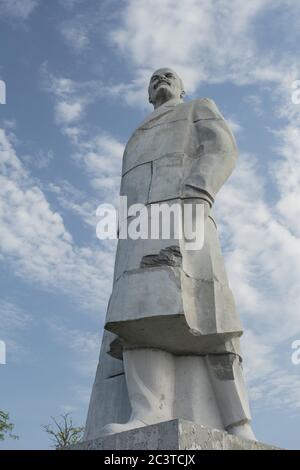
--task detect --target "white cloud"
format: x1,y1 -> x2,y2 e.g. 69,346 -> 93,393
58,1 -> 113,53
0,300 -> 32,330
39,1 -> 300,413
22,149 -> 54,169
55,101 -> 84,125
247,365 -> 300,411
71,132 -> 123,199
0,127 -> 115,313
0,0 -> 39,20
217,153 -> 300,342
41,67 -> 94,126
43,74 -> 77,98
42,67 -> 124,201
242,330 -> 276,382
107,0 -> 300,107
263,371 -> 300,410
47,180 -> 99,228
214,149 -> 300,409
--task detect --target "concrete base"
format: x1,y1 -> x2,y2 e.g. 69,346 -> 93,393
70,419 -> 278,450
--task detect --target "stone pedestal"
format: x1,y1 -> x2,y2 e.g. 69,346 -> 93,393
70,419 -> 278,450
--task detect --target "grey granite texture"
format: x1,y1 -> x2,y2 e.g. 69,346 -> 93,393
71,420 -> 278,451
84,68 -> 255,441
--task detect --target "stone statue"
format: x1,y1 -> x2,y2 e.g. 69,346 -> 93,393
84,68 -> 256,441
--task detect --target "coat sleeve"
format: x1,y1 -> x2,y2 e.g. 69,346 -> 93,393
183,98 -> 238,205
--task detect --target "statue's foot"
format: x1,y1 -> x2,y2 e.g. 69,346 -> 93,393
228,422 -> 257,441
100,419 -> 147,436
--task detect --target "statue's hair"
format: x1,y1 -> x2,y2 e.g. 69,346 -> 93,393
148,69 -> 186,104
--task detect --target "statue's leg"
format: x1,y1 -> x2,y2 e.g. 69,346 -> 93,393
206,353 -> 256,441
84,331 -> 131,440
100,348 -> 175,436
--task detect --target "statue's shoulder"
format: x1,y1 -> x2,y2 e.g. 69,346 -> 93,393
189,97 -> 224,121
187,98 -> 237,146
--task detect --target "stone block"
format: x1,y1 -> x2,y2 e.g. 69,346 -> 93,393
70,419 -> 279,450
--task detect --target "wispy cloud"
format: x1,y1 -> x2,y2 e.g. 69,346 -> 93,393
218,151 -> 300,341
49,323 -> 100,378
37,0 -> 300,413
41,67 -> 92,125
216,148 -> 300,409
47,180 -> 98,228
0,0 -> 39,20
42,67 -> 124,202
106,0 -> 300,107
101,0 -> 300,411
0,300 -> 32,330
244,94 -> 264,116
60,15 -> 91,53
58,0 -> 114,53
70,132 -> 123,200
22,149 -> 54,170
0,127 -> 115,313
55,101 -> 84,125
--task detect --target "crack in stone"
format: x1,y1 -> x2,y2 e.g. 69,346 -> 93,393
140,245 -> 182,268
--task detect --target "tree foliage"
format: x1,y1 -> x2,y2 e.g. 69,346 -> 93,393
0,410 -> 18,441
43,413 -> 84,449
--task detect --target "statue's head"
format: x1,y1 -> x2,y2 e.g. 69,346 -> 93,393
148,68 -> 185,108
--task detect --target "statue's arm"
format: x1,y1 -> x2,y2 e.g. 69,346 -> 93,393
183,99 -> 238,206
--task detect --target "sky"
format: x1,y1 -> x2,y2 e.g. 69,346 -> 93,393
1,0 -> 300,450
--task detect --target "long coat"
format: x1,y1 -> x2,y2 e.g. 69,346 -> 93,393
104,97 -> 242,358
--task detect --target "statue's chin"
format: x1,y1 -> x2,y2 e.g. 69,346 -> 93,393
153,87 -> 175,107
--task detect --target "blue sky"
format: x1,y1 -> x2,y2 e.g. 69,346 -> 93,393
1,0 -> 300,450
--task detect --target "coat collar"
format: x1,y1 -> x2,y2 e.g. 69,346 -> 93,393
138,97 -> 184,128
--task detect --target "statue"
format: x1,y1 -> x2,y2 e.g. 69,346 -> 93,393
84,68 -> 256,441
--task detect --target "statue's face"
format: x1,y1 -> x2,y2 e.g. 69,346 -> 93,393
148,68 -> 184,107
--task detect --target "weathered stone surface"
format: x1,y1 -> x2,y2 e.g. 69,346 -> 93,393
84,68 -> 256,443
120,162 -> 152,210
84,345 -> 245,442
113,204 -> 181,283
148,153 -> 186,203
106,269 -> 242,359
174,356 -> 224,429
181,270 -> 242,337
72,420 -> 279,451
140,245 -> 182,268
122,111 -> 191,175
83,331 -> 131,441
107,266 -> 183,326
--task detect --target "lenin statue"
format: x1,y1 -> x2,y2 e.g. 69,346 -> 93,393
84,68 -> 256,441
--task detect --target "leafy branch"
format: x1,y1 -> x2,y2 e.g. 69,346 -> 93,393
42,413 -> 84,449
0,410 -> 18,441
